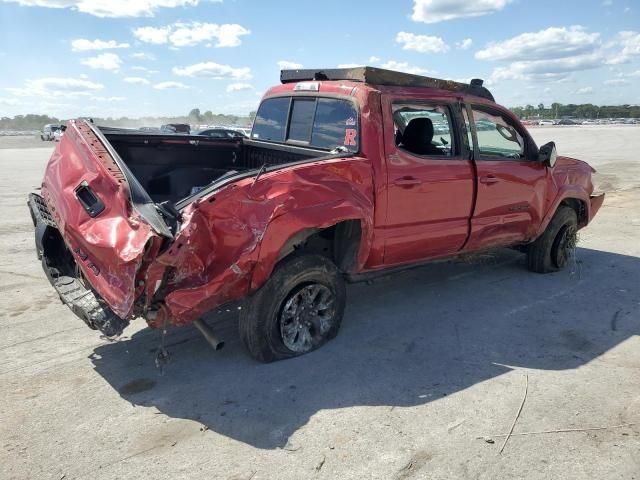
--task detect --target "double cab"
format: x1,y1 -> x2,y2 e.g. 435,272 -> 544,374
29,67 -> 604,362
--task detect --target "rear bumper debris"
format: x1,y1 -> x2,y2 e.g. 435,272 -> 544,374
28,193 -> 128,337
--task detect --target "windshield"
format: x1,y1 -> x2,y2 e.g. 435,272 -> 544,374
252,96 -> 359,152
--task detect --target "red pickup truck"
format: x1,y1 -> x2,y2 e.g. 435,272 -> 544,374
29,67 -> 604,362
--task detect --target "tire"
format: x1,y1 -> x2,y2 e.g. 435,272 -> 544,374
527,206 -> 578,273
239,254 -> 346,363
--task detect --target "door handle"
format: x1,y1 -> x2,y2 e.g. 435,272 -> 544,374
479,175 -> 500,185
394,176 -> 421,187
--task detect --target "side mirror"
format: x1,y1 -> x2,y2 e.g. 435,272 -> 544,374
538,141 -> 557,167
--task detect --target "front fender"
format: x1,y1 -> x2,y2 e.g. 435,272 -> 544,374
537,186 -> 591,236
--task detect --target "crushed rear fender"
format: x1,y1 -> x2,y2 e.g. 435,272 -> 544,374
143,156 -> 375,326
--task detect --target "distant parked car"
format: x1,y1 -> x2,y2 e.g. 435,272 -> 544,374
230,126 -> 252,137
538,120 -> 554,126
556,119 -> 577,125
197,128 -> 246,139
40,124 -> 62,141
160,123 -> 191,134
53,128 -> 65,142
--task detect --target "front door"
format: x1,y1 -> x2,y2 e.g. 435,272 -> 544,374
383,98 -> 475,265
464,105 -> 548,251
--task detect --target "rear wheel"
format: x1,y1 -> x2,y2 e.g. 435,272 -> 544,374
239,254 -> 346,363
527,206 -> 578,273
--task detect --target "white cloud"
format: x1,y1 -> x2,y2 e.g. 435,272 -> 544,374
606,31 -> 640,64
91,96 -> 126,101
488,53 -> 602,83
395,32 -> 449,53
71,38 -> 130,51
226,83 -> 253,92
277,60 -> 303,69
476,26 -> 600,62
604,78 -> 630,85
133,22 -> 250,47
3,0 -> 215,18
81,53 -> 122,71
153,81 -> 188,90
369,56 -> 381,63
131,66 -> 159,74
0,97 -> 19,105
456,38 -> 473,49
132,26 -> 171,44
380,60 -> 433,75
576,86 -> 594,94
412,0 -> 512,24
336,63 -> 363,68
477,26 -> 606,84
123,77 -> 150,84
6,77 -> 104,97
131,52 -> 155,60
172,62 -> 252,80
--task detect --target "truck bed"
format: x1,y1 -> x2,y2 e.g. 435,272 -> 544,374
102,129 -> 324,204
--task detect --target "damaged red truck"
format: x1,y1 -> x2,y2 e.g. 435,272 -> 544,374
29,67 -> 604,362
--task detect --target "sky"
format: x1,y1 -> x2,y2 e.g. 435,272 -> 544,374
0,0 -> 638,119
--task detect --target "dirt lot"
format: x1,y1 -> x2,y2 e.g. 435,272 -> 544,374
1,127 -> 639,480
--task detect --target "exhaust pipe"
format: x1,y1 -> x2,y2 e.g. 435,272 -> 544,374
193,319 -> 225,351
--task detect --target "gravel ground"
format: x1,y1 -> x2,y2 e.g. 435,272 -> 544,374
0,127 -> 638,480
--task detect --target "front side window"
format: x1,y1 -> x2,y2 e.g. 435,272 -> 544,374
252,96 -> 359,152
471,108 -> 525,159
392,104 -> 455,157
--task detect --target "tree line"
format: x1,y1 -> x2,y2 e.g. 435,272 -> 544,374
510,103 -> 640,120
1,104 -> 638,131
0,109 -> 253,131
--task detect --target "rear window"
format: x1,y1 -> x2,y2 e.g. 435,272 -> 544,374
252,96 -> 358,152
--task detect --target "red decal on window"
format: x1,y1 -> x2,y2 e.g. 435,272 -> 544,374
344,128 -> 357,146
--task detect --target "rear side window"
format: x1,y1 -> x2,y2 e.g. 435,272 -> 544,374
311,98 -> 358,151
252,97 -> 290,142
392,104 -> 455,157
252,96 -> 359,152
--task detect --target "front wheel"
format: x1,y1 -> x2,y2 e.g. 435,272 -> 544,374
527,206 -> 578,273
239,254 -> 346,363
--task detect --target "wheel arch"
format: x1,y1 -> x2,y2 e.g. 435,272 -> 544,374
250,216 -> 368,292
537,187 -> 591,238
559,197 -> 588,227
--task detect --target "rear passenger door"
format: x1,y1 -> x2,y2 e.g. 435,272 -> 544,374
464,104 -> 548,250
382,97 -> 475,265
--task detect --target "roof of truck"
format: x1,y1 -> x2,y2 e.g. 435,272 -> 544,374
279,66 -> 494,102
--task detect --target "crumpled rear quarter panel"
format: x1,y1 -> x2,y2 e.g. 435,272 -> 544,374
154,156 -> 375,325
